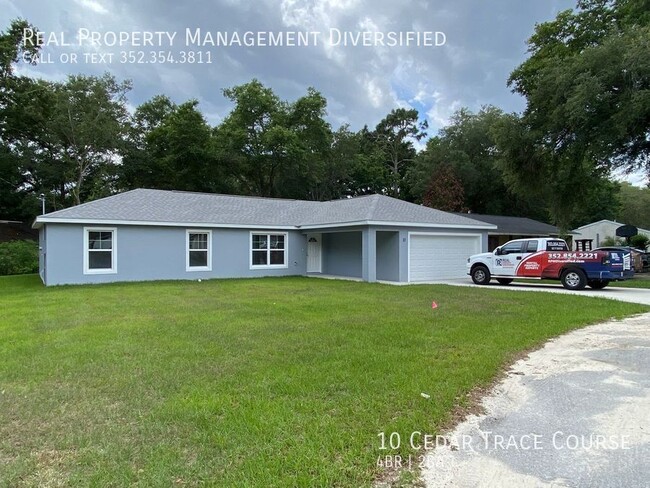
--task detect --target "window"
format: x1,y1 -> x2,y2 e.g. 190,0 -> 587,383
84,227 -> 116,274
525,240 -> 539,253
501,241 -> 523,254
546,240 -> 569,251
187,230 -> 212,271
251,233 -> 287,268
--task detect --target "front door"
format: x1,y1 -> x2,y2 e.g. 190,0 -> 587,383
307,234 -> 322,273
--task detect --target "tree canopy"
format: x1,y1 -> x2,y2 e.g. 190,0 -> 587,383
1,8 -> 647,233
509,0 -> 650,174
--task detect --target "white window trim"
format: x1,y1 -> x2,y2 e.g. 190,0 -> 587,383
250,232 -> 289,269
186,229 -> 212,272
83,227 -> 117,275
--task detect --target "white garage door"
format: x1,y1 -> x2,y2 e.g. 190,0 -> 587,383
409,234 -> 481,281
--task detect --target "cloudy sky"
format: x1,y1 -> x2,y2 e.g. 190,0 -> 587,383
2,0 -> 580,135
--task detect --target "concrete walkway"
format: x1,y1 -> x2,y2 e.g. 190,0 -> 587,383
431,280 -> 650,306
422,313 -> 650,488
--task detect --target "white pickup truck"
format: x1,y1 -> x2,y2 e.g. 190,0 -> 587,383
467,237 -> 633,290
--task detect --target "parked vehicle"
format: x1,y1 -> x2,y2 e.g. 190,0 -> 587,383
467,238 -> 634,290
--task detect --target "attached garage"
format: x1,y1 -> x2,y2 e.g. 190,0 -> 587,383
408,233 -> 482,281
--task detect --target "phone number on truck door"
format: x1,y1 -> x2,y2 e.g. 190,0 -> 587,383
547,252 -> 597,260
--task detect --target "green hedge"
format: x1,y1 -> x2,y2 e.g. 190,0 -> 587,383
0,240 -> 39,275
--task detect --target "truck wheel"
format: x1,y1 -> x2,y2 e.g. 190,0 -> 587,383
588,280 -> 609,289
471,265 -> 491,285
496,278 -> 513,285
561,268 -> 587,290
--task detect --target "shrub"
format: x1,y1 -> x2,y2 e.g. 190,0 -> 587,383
0,240 -> 39,275
630,234 -> 649,250
601,235 -> 623,247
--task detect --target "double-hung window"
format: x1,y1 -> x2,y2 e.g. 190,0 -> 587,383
84,227 -> 117,274
186,230 -> 212,271
251,233 -> 287,268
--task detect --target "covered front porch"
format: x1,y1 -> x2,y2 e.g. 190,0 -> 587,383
304,228 -> 407,283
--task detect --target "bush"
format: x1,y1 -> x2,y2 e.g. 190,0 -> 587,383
0,240 -> 39,275
601,235 -> 623,247
630,234 -> 649,250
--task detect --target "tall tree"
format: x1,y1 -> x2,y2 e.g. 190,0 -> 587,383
0,18 -> 40,79
215,80 -> 335,199
120,95 -> 178,190
161,100 -> 219,192
408,107 -> 545,220
342,126 -> 388,197
279,87 -> 333,200
617,181 -> 650,229
492,111 -> 620,230
2,73 -> 130,209
373,108 -> 427,199
422,164 -> 467,212
215,80 -> 288,197
509,0 -> 650,175
47,74 -> 131,205
0,19 -> 42,219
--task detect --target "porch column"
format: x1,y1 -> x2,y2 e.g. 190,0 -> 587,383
398,230 -> 409,282
362,228 -> 377,282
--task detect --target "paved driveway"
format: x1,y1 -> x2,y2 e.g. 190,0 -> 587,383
434,280 -> 650,306
422,313 -> 650,488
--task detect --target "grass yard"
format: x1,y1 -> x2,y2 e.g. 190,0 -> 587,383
1,275 -> 647,487
610,276 -> 650,288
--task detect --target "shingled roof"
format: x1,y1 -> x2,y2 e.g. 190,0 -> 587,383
34,189 -> 495,230
454,213 -> 560,235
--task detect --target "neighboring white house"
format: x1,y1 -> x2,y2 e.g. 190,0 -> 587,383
572,219 -> 650,250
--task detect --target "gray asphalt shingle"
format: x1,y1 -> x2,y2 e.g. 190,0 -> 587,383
37,189 -> 493,229
453,213 -> 560,235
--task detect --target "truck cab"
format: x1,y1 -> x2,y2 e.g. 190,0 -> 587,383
490,238 -> 567,277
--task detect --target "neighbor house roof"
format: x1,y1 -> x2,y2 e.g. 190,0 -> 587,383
454,213 -> 560,236
33,189 -> 495,230
0,220 -> 38,242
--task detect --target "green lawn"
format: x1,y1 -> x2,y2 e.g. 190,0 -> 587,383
1,275 -> 647,487
610,276 -> 650,288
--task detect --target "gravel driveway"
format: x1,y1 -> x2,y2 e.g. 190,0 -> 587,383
422,313 -> 650,488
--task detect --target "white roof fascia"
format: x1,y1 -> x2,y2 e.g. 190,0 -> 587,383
298,220 -> 496,230
33,218 -> 297,230
34,218 -> 497,231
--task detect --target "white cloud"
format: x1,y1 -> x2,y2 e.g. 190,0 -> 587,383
74,0 -> 109,15
613,168 -> 649,188
427,96 -> 462,128
6,0 -> 576,133
361,76 -> 385,108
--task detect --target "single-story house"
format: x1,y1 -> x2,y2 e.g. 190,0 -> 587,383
454,213 -> 561,251
33,189 -> 495,286
572,219 -> 650,251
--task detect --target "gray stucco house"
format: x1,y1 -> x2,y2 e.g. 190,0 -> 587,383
33,189 -> 495,286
